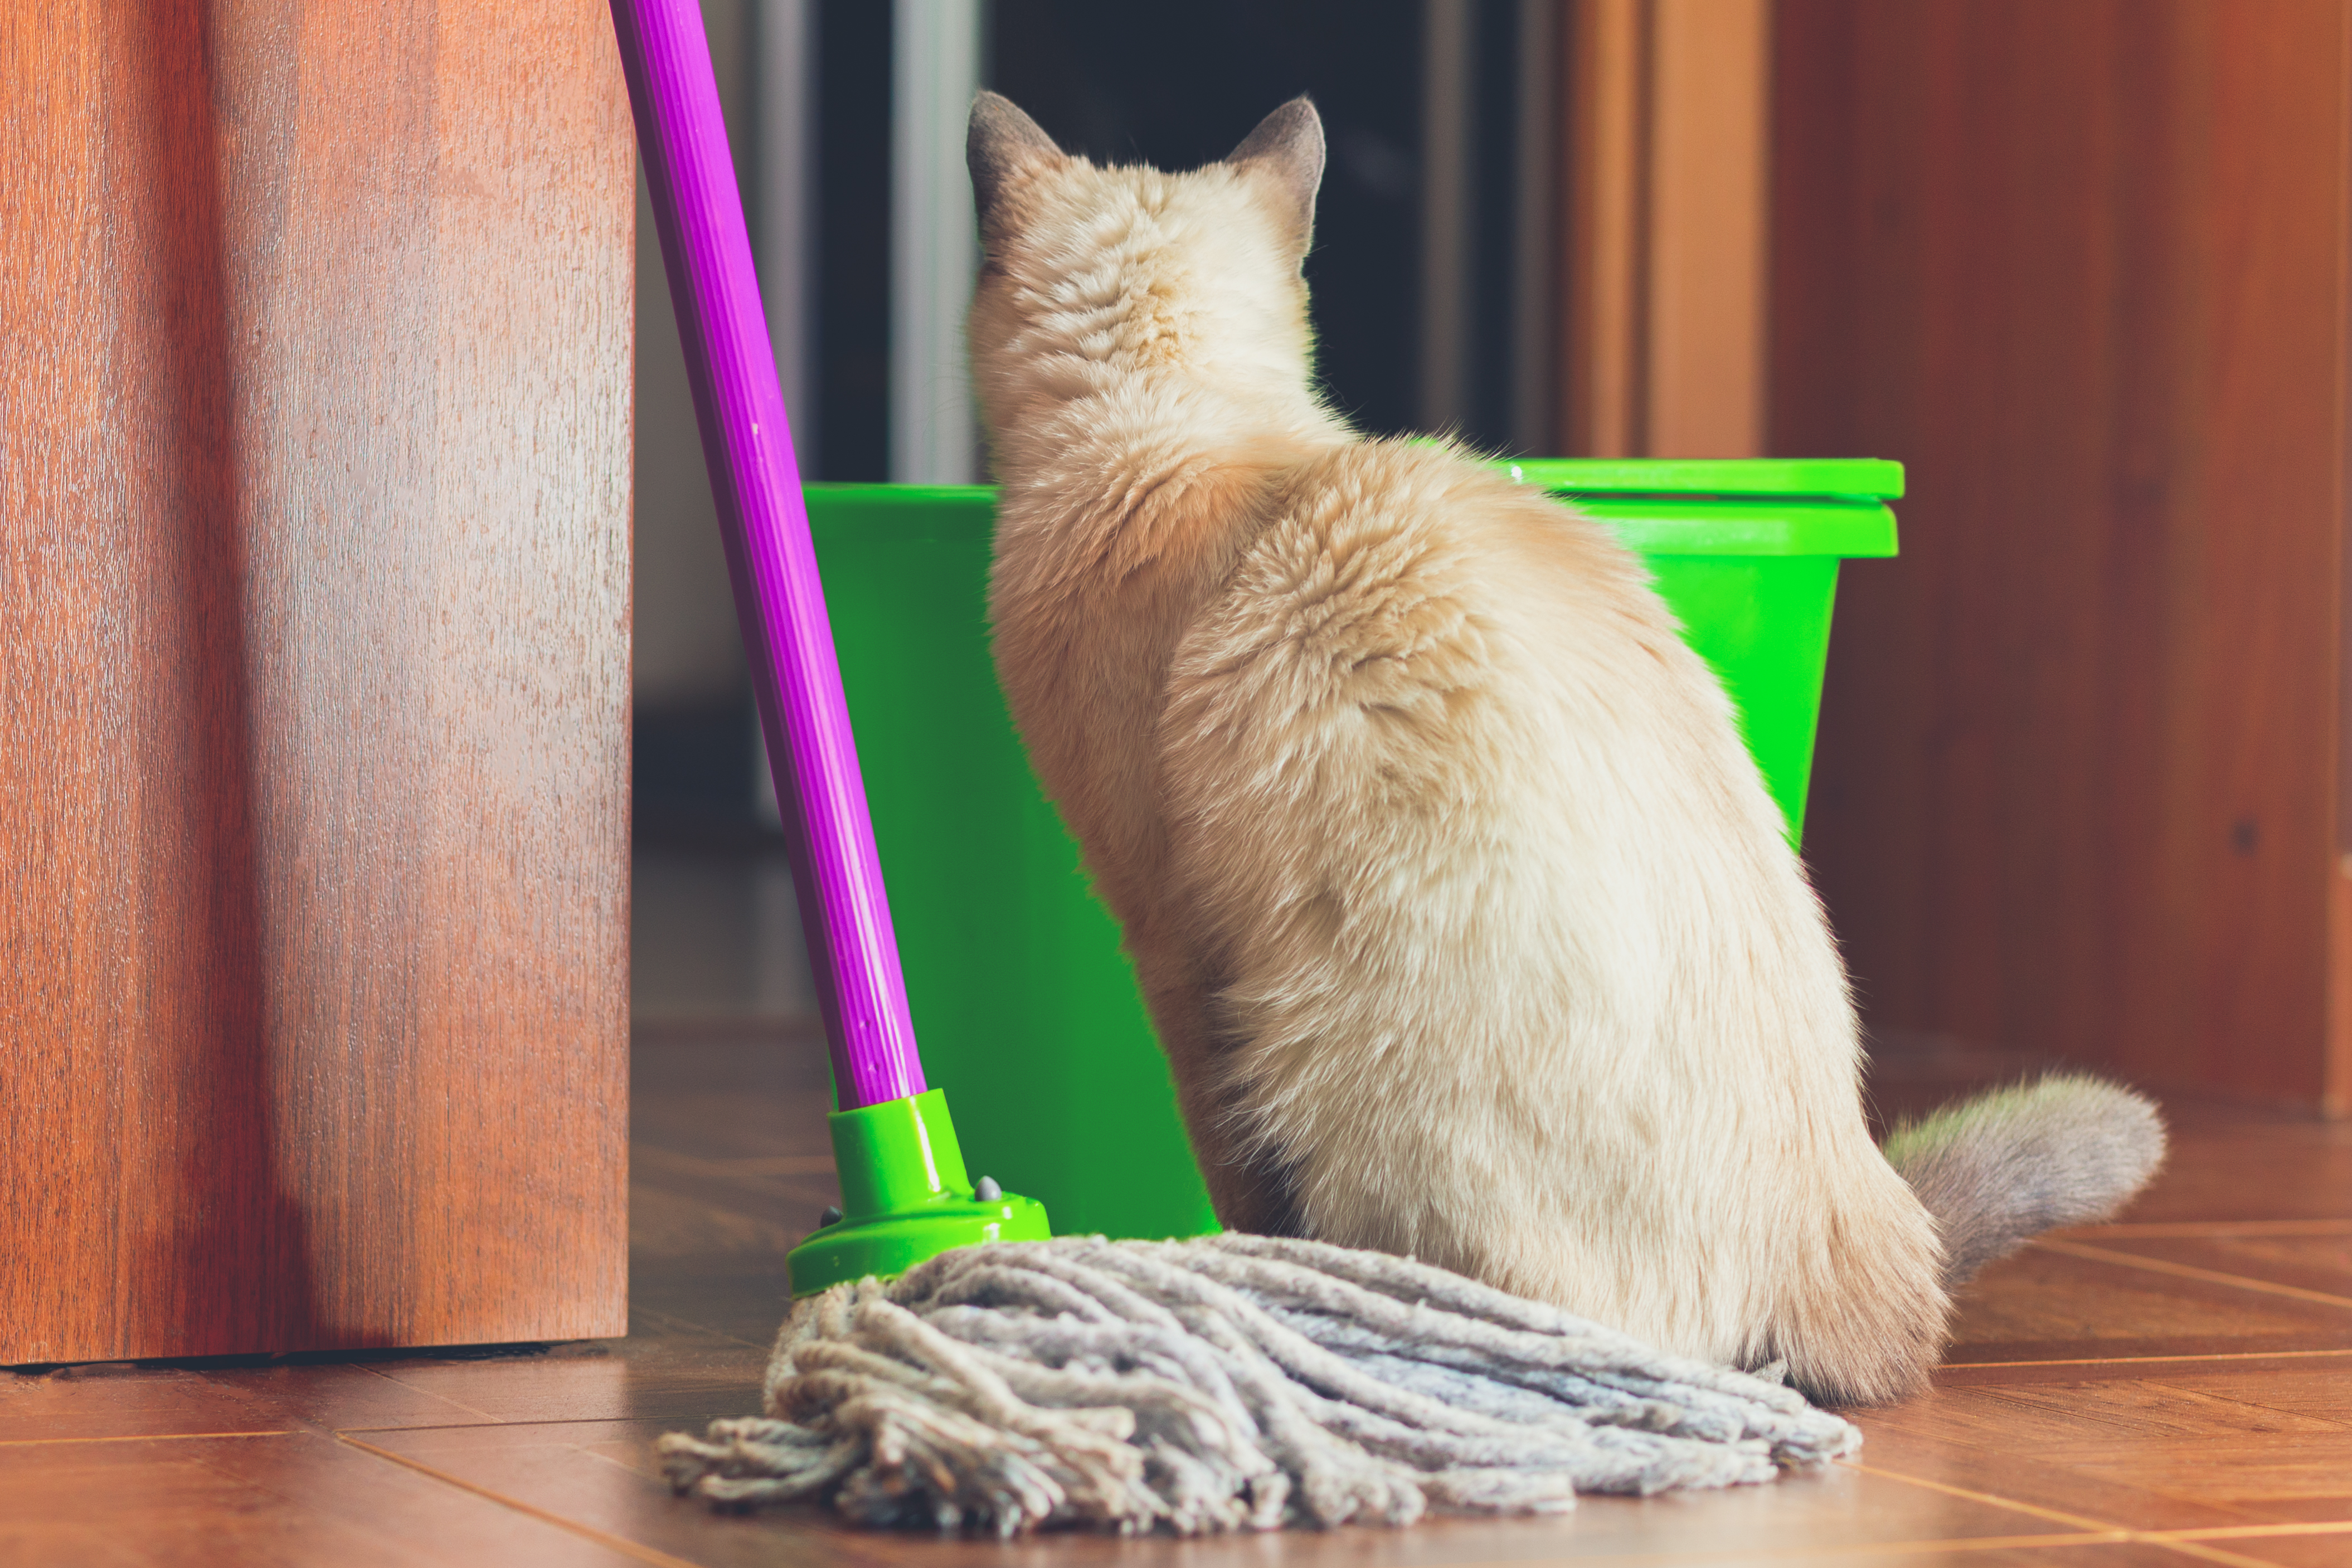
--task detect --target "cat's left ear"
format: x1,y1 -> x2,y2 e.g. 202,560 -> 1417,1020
1225,97 -> 1325,260
970,91 -> 1065,250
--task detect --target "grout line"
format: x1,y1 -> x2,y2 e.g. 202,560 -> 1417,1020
336,1433 -> 711,1568
577,1440 -> 667,1485
1381,1535 -> 2131,1567
2148,1542 -> 2298,1568
336,1421 -> 560,1435
1942,1347 -> 2352,1371
1835,1460 -> 2128,1533
1840,1459 -> 2352,1566
0,1428 -> 295,1448
2059,1219 -> 2352,1239
2158,1521 -> 2352,1542
354,1361 -> 508,1425
1947,1345 -> 2352,1363
335,1413 -> 746,1438
1781,1533 -> 2127,1560
2034,1238 -> 2352,1310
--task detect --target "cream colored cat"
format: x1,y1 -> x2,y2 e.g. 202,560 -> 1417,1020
965,91 -> 2163,1405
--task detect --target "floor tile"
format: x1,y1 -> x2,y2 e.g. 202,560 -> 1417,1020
0,1430 -> 648,1566
1844,1422 -> 2254,1537
195,1361 -> 522,1433
1857,1360 -> 2352,1533
1801,1550 -> 2269,1568
2128,1361 -> 2352,1427
2119,1113 -> 2352,1226
19,1026 -> 2347,1566
2039,1434 -> 2352,1526
0,1366 -> 291,1444
1942,1245 -> 2352,1365
2151,1522 -> 2352,1566
349,1417 -> 2137,1568
354,1324 -> 765,1428
2050,1229 -> 2352,1305
1936,1353 -> 2352,1387
0,1356 -> 501,1445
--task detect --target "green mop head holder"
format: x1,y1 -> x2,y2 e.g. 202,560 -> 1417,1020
786,1088 -> 1051,1297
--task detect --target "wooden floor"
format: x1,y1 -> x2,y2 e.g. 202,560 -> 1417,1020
8,1029 -> 2352,1567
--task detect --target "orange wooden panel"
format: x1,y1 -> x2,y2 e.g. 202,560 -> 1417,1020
1773,0 -> 2351,1106
0,0 -> 633,1361
1559,0 -> 1767,459
1561,0 -> 1645,456
1645,0 -> 1766,458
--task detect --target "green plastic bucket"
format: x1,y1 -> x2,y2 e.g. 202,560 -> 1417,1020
806,458 -> 1901,1242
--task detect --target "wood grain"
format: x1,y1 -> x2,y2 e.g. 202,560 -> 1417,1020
1559,0 -> 1767,458
11,1030 -> 2352,1565
0,0 -> 633,1361
1943,1245 -> 2352,1366
1773,1 -> 2352,1106
1561,0 -> 1644,457
353,1415 -> 2102,1568
1859,1361 -> 2352,1530
0,1433 -> 657,1567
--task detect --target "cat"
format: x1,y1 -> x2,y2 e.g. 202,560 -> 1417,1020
964,90 -> 2165,1406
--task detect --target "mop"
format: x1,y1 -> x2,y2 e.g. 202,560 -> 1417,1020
607,0 -> 1859,1535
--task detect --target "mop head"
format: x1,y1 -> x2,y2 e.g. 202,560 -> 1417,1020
654,1233 -> 1860,1535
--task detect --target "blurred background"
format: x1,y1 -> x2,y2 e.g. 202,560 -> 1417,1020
635,0 -> 2352,1119
14,0 -> 2343,1374
635,0 -> 1569,1025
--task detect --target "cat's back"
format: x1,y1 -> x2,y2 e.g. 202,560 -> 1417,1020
1156,435 -> 1805,1014
1162,438 -> 1727,788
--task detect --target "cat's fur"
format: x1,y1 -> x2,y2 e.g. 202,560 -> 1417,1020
965,90 -> 2165,1406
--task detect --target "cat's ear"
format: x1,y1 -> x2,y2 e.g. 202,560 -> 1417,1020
969,91 -> 1065,247
1224,96 -> 1325,258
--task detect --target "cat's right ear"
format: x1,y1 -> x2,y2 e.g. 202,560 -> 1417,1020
969,91 -> 1065,249
1225,97 -> 1325,261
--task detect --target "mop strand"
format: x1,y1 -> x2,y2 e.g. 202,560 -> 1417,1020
655,1233 -> 1861,1535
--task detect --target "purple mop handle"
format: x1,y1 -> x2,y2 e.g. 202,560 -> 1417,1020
610,0 -> 924,1108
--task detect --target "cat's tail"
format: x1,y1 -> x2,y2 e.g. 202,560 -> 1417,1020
1881,1074 -> 2168,1292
